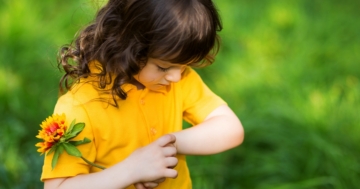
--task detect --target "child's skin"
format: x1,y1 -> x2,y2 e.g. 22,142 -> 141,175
44,58 -> 244,189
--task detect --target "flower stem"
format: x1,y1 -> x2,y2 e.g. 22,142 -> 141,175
81,156 -> 106,170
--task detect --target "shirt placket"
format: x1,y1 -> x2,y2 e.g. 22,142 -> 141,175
138,88 -> 158,142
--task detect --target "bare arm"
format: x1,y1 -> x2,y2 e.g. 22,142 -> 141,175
173,105 -> 244,155
134,105 -> 243,188
44,135 -> 178,189
44,163 -> 134,189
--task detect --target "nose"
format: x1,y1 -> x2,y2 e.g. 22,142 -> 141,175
165,68 -> 182,83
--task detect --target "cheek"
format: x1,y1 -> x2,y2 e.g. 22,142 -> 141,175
139,69 -> 162,83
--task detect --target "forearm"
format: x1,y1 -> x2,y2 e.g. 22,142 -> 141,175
44,160 -> 136,189
173,105 -> 244,155
44,135 -> 178,189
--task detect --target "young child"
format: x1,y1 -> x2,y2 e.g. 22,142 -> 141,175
40,0 -> 244,188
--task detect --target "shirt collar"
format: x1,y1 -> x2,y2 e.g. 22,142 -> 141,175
122,83 -> 170,95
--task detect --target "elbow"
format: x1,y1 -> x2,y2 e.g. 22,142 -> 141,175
222,106 -> 244,149
237,123 -> 245,146
230,120 -> 244,148
217,116 -> 244,152
216,112 -> 244,152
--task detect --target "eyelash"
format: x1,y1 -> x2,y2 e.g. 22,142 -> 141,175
157,66 -> 170,72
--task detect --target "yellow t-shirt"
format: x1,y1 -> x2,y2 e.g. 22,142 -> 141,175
40,66 -> 226,188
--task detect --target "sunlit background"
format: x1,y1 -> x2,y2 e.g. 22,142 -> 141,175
1,0 -> 359,188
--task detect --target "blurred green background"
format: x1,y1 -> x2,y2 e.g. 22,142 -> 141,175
1,0 -> 359,188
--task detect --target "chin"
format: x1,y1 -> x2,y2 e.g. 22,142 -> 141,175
149,84 -> 166,90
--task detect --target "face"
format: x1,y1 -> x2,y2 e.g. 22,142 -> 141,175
133,58 -> 188,91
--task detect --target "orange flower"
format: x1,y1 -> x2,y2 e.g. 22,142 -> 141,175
35,141 -> 53,154
35,113 -> 67,154
35,113 -> 105,170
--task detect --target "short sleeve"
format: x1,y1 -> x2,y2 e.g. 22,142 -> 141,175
181,68 -> 226,125
40,92 -> 97,181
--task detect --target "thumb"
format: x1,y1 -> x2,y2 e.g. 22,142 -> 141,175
156,134 -> 176,147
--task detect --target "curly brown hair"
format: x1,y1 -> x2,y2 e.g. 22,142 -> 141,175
59,0 -> 222,102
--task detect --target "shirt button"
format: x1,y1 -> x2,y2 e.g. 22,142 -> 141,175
150,128 -> 157,135
140,99 -> 145,105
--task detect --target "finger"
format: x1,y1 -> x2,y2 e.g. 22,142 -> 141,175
146,178 -> 166,184
143,182 -> 159,188
165,156 -> 178,169
140,178 -> 166,189
163,146 -> 177,157
135,183 -> 147,189
164,142 -> 175,147
164,168 -> 178,179
152,177 -> 166,183
156,134 -> 176,147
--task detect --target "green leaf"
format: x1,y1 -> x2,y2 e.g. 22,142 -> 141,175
64,133 -> 77,141
71,123 -> 85,134
72,123 -> 85,135
63,143 -> 82,157
67,119 -> 76,134
51,145 -> 64,170
46,144 -> 58,156
64,122 -> 85,140
69,137 -> 91,146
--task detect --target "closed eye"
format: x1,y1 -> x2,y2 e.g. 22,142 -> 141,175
157,65 -> 170,72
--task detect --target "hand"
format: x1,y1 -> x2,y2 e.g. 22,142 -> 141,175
124,134 -> 178,184
134,141 -> 178,188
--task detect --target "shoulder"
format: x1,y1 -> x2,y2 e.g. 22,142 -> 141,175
181,67 -> 200,79
54,79 -> 110,117
54,88 -> 91,123
178,67 -> 204,87
59,77 -> 112,105
178,67 -> 226,124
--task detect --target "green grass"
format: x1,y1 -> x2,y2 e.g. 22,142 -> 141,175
189,0 -> 360,188
0,0 -> 359,188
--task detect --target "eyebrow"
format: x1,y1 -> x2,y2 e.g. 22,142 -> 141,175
151,58 -> 189,68
156,62 -> 181,68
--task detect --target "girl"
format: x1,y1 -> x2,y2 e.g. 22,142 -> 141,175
40,0 -> 244,188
